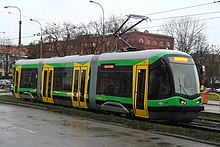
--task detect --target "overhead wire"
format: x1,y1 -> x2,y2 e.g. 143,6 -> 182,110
139,16 -> 220,30
1,1 -> 220,41
4,15 -> 220,41
151,11 -> 220,21
104,1 -> 220,24
1,1 -> 219,25
146,1 -> 220,16
6,35 -> 39,40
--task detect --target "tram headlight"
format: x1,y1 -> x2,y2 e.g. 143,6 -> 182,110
196,100 -> 201,104
179,99 -> 187,105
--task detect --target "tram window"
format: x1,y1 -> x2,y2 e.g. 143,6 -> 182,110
54,67 -> 72,92
101,77 -> 115,95
48,70 -> 53,97
43,70 -> 47,97
54,70 -> 63,91
149,64 -> 171,100
97,66 -> 132,98
20,68 -> 37,89
63,67 -> 73,92
136,69 -> 146,109
87,69 -> 91,95
115,72 -> 132,97
80,70 -> 86,102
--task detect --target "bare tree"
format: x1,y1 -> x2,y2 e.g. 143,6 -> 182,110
62,22 -> 76,40
106,15 -> 124,34
72,15 -> 139,54
105,15 -> 138,34
43,22 -> 76,57
41,15 -> 140,56
205,45 -> 220,88
44,22 -> 63,42
26,42 -> 39,59
161,17 -> 206,53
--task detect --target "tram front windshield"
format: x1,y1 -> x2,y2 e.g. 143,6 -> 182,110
168,56 -> 200,96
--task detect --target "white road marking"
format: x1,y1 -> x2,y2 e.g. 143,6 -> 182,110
0,125 -> 37,134
13,126 -> 37,134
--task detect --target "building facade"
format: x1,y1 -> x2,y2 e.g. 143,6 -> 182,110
0,45 -> 27,77
42,31 -> 174,58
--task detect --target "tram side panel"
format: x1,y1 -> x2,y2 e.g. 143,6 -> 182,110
95,58 -> 149,118
13,64 -> 39,100
96,64 -> 133,114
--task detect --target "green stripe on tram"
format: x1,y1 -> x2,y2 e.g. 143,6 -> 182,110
96,95 -> 132,104
98,59 -> 145,66
19,88 -> 37,93
52,91 -> 72,97
149,51 -> 188,65
44,61 -> 90,68
15,64 -> 38,68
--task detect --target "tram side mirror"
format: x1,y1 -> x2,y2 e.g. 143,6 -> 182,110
196,64 -> 205,76
201,65 -> 205,74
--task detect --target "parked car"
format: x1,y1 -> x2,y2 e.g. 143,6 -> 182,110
0,79 -> 12,89
205,88 -> 212,92
216,88 -> 220,93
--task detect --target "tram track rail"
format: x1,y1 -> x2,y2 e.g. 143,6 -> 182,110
151,117 -> 220,132
178,118 -> 220,132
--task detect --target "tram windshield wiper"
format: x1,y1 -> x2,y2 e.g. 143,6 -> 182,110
178,77 -> 182,94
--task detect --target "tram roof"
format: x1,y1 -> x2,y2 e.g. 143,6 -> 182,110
98,49 -> 189,61
15,49 -> 189,65
42,54 -> 94,64
15,55 -> 94,65
16,58 -> 44,65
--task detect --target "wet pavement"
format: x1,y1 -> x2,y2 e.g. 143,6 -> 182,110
0,103 -> 217,147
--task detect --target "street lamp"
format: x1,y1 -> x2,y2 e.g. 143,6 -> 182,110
89,0 -> 105,52
4,6 -> 22,59
30,19 -> 43,58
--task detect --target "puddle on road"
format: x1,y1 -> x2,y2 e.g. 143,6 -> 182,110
87,126 -> 111,132
60,120 -> 89,128
149,137 -> 161,140
27,115 -> 33,118
157,142 -> 173,147
93,133 -> 120,138
49,118 -> 191,147
26,115 -> 39,121
117,131 -> 133,137
41,118 -> 50,121
0,125 -> 14,132
0,105 -> 14,112
0,111 -> 6,114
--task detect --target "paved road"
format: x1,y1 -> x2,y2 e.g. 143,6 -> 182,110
0,103 -> 216,147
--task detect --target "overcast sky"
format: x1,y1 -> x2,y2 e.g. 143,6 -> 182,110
0,0 -> 220,46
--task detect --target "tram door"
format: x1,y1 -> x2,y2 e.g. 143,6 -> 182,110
41,65 -> 54,103
133,61 -> 149,118
14,65 -> 21,98
72,64 -> 89,108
